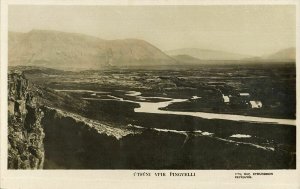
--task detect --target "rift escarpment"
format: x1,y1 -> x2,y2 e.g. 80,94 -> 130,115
8,72 -> 295,169
41,108 -> 294,169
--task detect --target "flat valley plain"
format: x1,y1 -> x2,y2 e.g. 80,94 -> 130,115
14,63 -> 296,169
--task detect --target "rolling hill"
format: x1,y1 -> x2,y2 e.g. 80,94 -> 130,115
9,30 -> 175,70
171,54 -> 202,64
166,48 -> 253,61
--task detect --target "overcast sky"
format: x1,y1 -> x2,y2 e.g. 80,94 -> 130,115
9,5 -> 295,56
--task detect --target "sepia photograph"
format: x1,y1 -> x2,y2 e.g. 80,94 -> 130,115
6,4 -> 296,171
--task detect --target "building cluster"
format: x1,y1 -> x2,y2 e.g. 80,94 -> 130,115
222,92 -> 262,109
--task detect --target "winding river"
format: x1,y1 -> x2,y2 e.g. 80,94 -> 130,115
133,99 -> 295,126
81,90 -> 296,126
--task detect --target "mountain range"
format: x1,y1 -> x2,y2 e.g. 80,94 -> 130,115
9,30 -> 295,70
167,48 -> 296,63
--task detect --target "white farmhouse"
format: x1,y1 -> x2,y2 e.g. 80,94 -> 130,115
249,101 -> 263,108
222,94 -> 230,103
239,93 -> 250,96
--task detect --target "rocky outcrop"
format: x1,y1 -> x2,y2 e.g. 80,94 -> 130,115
8,72 -> 45,169
7,72 -> 143,169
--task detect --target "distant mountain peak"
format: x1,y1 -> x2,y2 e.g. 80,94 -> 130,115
263,47 -> 295,61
